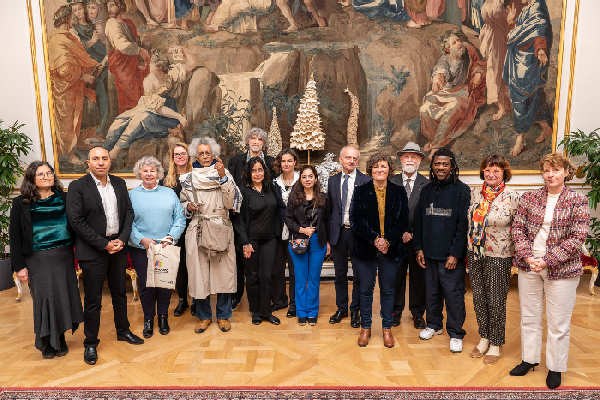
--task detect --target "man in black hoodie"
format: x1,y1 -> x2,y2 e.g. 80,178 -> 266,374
413,147 -> 470,353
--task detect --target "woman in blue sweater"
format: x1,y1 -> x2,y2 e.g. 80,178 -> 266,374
128,156 -> 186,338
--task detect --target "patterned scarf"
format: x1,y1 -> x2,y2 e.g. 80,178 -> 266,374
469,182 -> 505,259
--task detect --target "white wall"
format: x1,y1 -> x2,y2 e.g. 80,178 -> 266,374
1,0 -> 598,188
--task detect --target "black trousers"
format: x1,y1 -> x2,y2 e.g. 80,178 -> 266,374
175,237 -> 188,302
79,250 -> 130,346
331,227 -> 360,312
272,239 -> 293,309
424,258 -> 466,339
244,238 -> 277,318
234,232 -> 245,304
393,246 -> 426,319
129,247 -> 172,320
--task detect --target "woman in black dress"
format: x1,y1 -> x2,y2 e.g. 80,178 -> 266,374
9,161 -> 83,358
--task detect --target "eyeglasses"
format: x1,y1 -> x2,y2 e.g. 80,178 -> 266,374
197,151 -> 212,156
173,152 -> 188,157
36,171 -> 54,178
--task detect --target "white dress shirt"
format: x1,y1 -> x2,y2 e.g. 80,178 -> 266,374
341,169 -> 357,226
91,173 -> 119,236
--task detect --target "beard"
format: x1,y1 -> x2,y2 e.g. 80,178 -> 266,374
449,45 -> 466,60
401,163 -> 419,175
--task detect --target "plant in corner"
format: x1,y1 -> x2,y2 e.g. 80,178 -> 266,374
0,120 -> 32,290
561,128 -> 600,265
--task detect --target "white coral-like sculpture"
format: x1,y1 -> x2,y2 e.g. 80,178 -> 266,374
290,74 -> 325,151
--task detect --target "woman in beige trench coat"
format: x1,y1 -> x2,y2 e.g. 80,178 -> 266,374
180,137 -> 242,334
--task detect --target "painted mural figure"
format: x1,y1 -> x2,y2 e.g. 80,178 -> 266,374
352,0 -> 408,20
503,0 -> 552,157
419,31 -> 486,157
104,52 -> 190,159
105,0 -> 150,114
48,5 -> 98,164
479,0 -> 518,122
405,0 -> 431,28
72,0 -> 111,137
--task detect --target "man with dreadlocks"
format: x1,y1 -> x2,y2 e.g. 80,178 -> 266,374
413,147 -> 470,353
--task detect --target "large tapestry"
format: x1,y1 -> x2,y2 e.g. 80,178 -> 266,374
37,0 -> 567,175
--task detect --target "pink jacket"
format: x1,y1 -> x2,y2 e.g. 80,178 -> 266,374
511,185 -> 590,280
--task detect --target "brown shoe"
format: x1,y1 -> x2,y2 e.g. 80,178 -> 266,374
483,353 -> 500,364
357,328 -> 371,347
470,346 -> 484,358
217,319 -> 231,332
383,328 -> 395,348
194,319 -> 212,333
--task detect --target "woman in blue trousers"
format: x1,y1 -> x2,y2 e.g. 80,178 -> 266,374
285,165 -> 330,326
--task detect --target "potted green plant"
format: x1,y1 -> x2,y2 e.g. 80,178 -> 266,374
0,120 -> 33,290
562,128 -> 600,285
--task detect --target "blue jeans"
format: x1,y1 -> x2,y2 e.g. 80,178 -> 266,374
288,233 -> 326,318
353,253 -> 399,329
424,258 -> 466,339
193,293 -> 232,320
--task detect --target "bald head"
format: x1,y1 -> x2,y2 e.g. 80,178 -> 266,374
339,145 -> 360,174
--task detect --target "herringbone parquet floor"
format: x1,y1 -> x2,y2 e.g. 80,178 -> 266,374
1,278 -> 599,387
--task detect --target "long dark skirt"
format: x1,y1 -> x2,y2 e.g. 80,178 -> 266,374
25,246 -> 83,351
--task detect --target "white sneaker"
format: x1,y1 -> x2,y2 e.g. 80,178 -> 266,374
449,338 -> 463,353
419,327 -> 443,340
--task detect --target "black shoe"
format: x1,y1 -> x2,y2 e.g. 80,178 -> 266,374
391,313 -> 401,327
286,307 -> 296,318
42,346 -> 56,359
546,370 -> 561,389
413,316 -> 427,329
158,315 -> 170,335
173,298 -> 188,317
251,313 -> 262,325
83,345 -> 97,365
307,317 -> 318,326
143,320 -> 154,338
509,361 -> 539,376
350,310 -> 360,328
264,315 -> 281,325
298,317 -> 307,326
329,309 -> 348,324
55,334 -> 68,357
117,330 -> 144,345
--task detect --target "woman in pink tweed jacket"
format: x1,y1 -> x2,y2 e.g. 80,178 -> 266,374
509,153 -> 590,389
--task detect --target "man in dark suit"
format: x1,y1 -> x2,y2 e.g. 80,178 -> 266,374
327,145 -> 371,328
67,146 -> 143,366
390,142 -> 428,329
227,127 -> 275,310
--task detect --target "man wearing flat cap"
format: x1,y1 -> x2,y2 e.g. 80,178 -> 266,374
390,142 -> 428,329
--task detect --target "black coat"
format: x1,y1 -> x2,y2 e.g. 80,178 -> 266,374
350,180 -> 409,261
390,172 -> 428,230
227,152 -> 275,187
9,191 -> 70,272
327,170 -> 371,246
285,195 -> 329,248
66,174 -> 134,261
234,184 -> 285,245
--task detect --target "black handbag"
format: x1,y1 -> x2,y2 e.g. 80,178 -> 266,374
289,201 -> 316,255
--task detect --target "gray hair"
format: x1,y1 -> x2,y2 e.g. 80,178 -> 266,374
133,155 -> 165,179
190,136 -> 221,158
245,127 -> 268,151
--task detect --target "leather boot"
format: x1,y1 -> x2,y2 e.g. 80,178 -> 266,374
357,328 -> 371,347
383,328 -> 395,348
158,314 -> 170,335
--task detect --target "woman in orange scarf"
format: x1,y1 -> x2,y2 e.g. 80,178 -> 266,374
467,155 -> 520,364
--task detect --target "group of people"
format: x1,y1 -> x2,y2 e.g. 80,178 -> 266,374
10,127 -> 590,390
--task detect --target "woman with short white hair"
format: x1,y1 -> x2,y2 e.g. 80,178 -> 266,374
128,156 -> 186,339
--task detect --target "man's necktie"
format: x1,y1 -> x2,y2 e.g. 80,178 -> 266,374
405,179 -> 412,199
341,174 -> 349,220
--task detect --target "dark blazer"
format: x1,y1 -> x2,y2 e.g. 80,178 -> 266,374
390,172 -> 428,229
66,173 -> 134,261
227,152 -> 275,187
327,169 -> 371,246
285,196 -> 329,247
350,180 -> 409,261
9,191 -> 70,272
